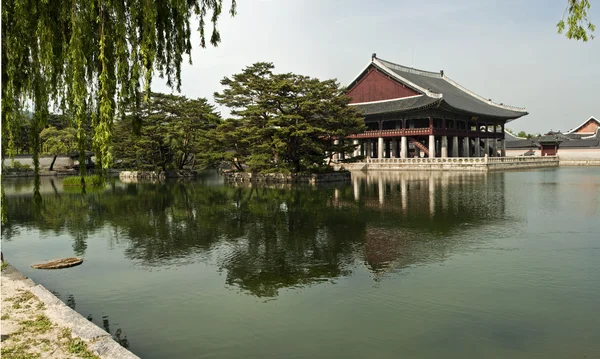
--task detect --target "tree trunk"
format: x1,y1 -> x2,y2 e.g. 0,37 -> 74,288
49,155 -> 57,171
234,161 -> 244,172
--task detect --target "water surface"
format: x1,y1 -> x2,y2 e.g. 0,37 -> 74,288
2,168 -> 599,358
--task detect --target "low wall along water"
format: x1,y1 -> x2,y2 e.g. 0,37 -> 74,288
222,171 -> 351,184
343,155 -> 559,171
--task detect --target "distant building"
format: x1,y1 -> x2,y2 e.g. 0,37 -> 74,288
343,54 -> 528,159
565,116 -> 599,136
504,116 -> 600,161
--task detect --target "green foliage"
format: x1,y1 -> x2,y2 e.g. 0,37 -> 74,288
213,62 -> 366,173
6,162 -> 32,172
62,175 -> 105,188
40,126 -> 77,170
1,0 -> 237,178
558,0 -> 595,41
19,315 -> 53,334
517,131 -> 528,138
112,92 -> 222,171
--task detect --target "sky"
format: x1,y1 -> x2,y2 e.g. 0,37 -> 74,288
152,0 -> 599,134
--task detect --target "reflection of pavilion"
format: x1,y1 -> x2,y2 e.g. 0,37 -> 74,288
347,171 -> 504,218
342,171 -> 507,280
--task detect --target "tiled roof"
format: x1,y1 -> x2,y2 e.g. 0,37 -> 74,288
373,59 -> 527,119
349,95 -> 440,116
356,57 -> 529,120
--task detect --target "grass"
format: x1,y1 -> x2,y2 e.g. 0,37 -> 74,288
62,175 -> 105,188
19,315 -> 53,334
60,328 -> 100,359
10,291 -> 36,309
2,261 -> 8,271
0,343 -> 41,359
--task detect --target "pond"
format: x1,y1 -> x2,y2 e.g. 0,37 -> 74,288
2,168 -> 599,359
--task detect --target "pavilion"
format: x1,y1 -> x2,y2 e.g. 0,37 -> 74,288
342,54 -> 528,159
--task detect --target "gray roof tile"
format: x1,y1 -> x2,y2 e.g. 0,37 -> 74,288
374,58 -> 528,119
350,96 -> 440,116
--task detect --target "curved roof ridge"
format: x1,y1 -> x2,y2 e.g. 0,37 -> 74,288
349,94 -> 425,106
442,75 -> 527,112
565,115 -> 599,134
376,58 -> 442,78
371,59 -> 443,99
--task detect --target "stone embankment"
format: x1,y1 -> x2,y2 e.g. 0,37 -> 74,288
559,160 -> 600,166
1,264 -> 139,359
342,155 -> 559,171
222,171 -> 351,184
119,170 -> 197,182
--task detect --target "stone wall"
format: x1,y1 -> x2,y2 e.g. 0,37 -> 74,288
557,149 -> 600,161
3,155 -> 74,170
342,156 -> 559,172
560,160 -> 600,166
118,170 -> 197,181
222,171 -> 351,184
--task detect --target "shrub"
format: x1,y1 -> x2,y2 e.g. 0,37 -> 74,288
62,175 -> 105,188
7,161 -> 32,172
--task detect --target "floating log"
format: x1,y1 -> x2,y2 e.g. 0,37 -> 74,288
32,257 -> 83,269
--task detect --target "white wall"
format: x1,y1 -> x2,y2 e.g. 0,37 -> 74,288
558,149 -> 600,160
3,156 -> 74,170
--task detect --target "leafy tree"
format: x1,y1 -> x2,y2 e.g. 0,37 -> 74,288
40,126 -> 77,171
113,92 -> 221,171
213,62 -> 366,173
558,0 -> 595,41
1,0 -> 237,179
517,131 -> 528,138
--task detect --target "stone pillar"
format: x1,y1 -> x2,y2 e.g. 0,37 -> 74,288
484,137 -> 490,157
390,139 -> 397,158
428,135 -> 436,158
378,137 -> 384,159
501,139 -> 506,157
333,140 -> 339,162
378,176 -> 385,205
491,138 -> 497,157
475,137 -> 481,157
452,136 -> 459,157
400,136 -> 408,159
441,136 -> 448,158
463,137 -> 470,157
353,139 -> 360,157
429,175 -> 435,217
365,140 -> 371,159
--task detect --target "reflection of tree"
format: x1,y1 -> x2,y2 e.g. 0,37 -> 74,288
2,172 -> 507,297
53,291 -> 130,350
218,187 -> 365,297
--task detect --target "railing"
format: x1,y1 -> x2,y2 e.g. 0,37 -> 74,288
365,155 -> 559,165
486,156 -> 558,163
366,157 -> 488,164
347,128 -> 504,139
